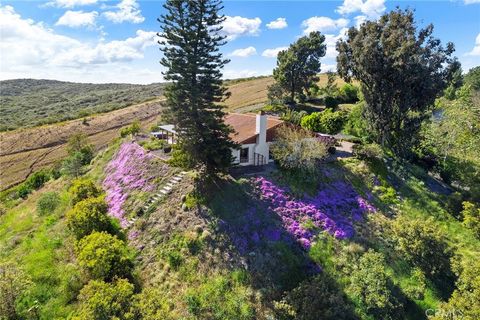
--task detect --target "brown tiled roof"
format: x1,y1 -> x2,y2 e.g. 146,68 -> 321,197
224,113 -> 284,144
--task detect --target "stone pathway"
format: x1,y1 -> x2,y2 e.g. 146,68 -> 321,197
124,171 -> 187,228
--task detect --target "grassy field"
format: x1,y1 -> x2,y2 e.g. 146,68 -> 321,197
0,79 -> 165,131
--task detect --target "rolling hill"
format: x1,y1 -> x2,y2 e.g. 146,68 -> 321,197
0,79 -> 166,131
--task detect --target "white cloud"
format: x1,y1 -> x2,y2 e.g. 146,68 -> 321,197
46,0 -> 98,8
466,33 -> 480,56
230,46 -> 257,57
336,0 -> 386,19
354,15 -> 367,27
221,16 -> 261,40
301,16 -> 349,34
266,17 -> 287,30
464,0 -> 480,4
55,10 -> 98,28
0,5 -> 158,82
262,47 -> 288,58
103,0 -> 144,24
223,69 -> 259,79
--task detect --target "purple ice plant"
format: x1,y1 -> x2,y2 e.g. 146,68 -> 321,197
254,176 -> 376,249
103,142 -> 155,227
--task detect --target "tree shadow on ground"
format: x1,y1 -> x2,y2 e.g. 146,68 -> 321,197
203,176 -> 360,319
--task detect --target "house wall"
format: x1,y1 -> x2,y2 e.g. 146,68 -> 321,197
231,143 -> 256,166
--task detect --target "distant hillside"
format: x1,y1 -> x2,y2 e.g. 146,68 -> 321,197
0,79 -> 165,131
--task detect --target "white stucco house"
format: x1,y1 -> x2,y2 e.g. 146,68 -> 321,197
152,112 -> 284,166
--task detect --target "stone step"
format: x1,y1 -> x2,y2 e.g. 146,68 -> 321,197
181,171 -> 187,175
163,186 -> 172,191
160,189 -> 169,195
166,182 -> 174,187
172,176 -> 182,181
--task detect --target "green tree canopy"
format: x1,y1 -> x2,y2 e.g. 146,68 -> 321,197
159,0 -> 237,176
66,196 -> 117,240
336,9 -> 458,158
76,232 -> 133,281
72,278 -> 135,320
273,31 -> 326,103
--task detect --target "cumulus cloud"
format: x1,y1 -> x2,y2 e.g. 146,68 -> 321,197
301,16 -> 349,34
230,46 -> 257,57
262,47 -> 288,58
464,0 -> 480,4
55,10 -> 98,28
466,33 -> 480,56
336,0 -> 386,19
221,16 -> 261,40
46,0 -> 98,8
103,0 -> 144,24
223,69 -> 259,79
0,5 -> 156,72
266,17 -> 287,29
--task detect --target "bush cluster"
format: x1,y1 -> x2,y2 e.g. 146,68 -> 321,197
120,121 -> 141,138
66,196 -> 117,240
37,191 -> 61,216
300,110 -> 345,134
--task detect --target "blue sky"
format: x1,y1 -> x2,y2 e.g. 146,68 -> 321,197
1,0 -> 479,83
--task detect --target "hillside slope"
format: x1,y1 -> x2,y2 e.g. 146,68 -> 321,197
2,140 -> 477,319
0,101 -> 163,190
0,79 -> 165,131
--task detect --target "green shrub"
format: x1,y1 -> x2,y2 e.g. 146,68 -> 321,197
403,268 -> 426,300
66,196 -> 116,240
324,96 -> 338,109
352,143 -> 384,161
300,110 -> 345,134
343,102 -> 370,139
66,133 -> 94,165
120,120 -> 141,138
139,138 -> 166,151
16,184 -> 32,199
184,272 -> 255,320
275,272 -> 355,320
392,216 -> 453,279
37,191 -> 61,216
132,288 -> 175,320
25,170 -> 50,190
461,201 -> 480,239
62,152 -> 87,177
76,232 -> 133,281
347,250 -> 402,319
0,262 -> 32,320
338,83 -> 359,103
167,147 -> 195,169
431,257 -> 480,320
72,278 -> 135,320
270,125 -> 327,174
280,109 -> 307,125
69,178 -> 102,205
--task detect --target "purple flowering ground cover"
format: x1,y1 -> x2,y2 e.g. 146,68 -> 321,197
256,176 -> 376,249
103,142 -> 155,227
222,174 -> 376,254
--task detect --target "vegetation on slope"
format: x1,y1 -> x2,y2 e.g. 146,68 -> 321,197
0,79 -> 165,131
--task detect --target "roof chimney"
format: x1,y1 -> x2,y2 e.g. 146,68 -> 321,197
256,111 -> 267,144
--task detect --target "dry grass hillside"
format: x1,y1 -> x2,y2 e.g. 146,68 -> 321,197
0,74 -> 345,190
0,100 -> 163,190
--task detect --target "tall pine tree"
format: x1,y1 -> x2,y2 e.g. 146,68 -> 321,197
159,0 -> 236,176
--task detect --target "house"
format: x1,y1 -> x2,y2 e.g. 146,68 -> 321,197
152,112 -> 284,166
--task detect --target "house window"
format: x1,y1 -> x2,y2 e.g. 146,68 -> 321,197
240,148 -> 249,163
